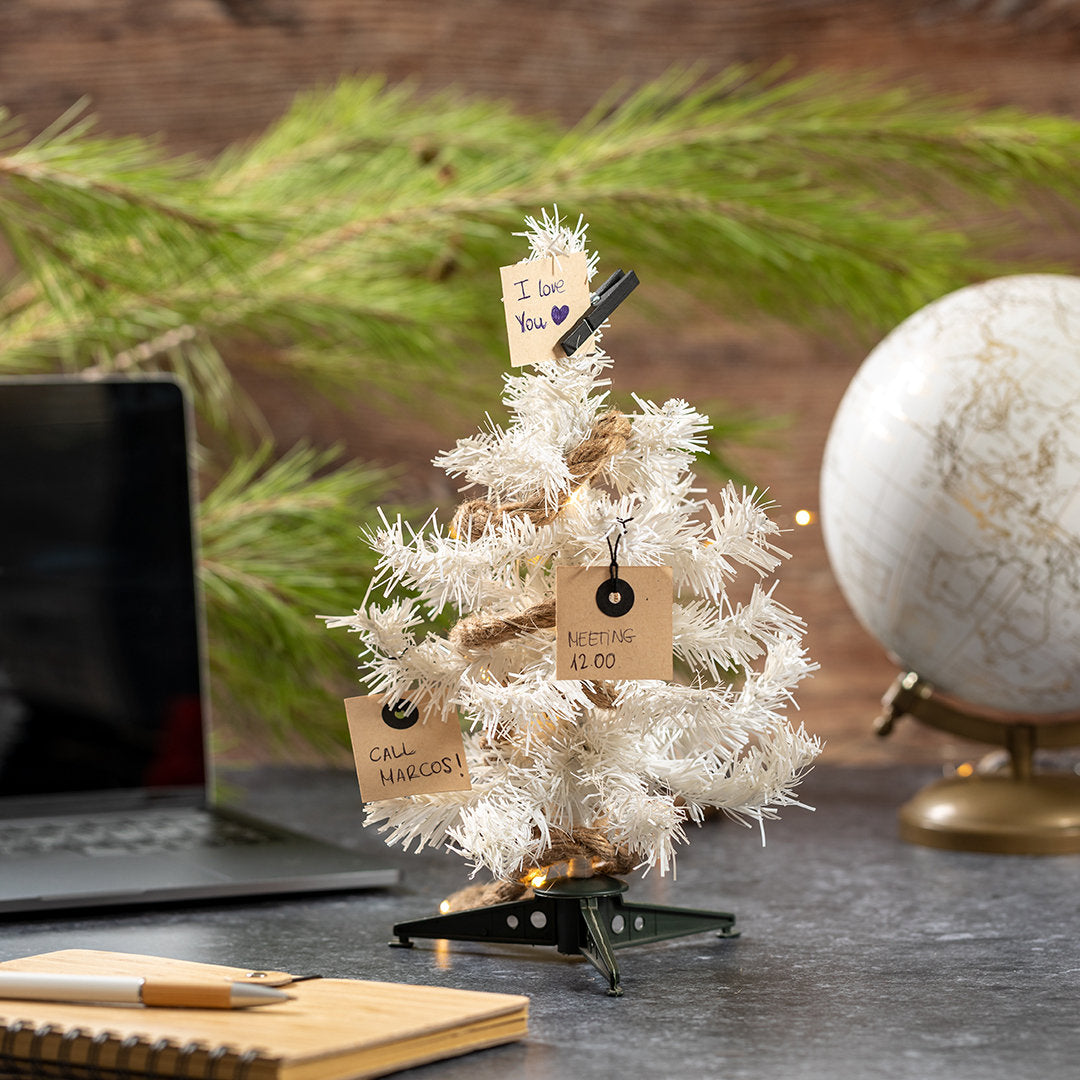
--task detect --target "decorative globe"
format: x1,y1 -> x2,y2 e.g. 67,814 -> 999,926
820,274 -> 1080,716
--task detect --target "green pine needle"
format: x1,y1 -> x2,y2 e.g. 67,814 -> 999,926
197,443 -> 391,752
1,67 -> 1079,753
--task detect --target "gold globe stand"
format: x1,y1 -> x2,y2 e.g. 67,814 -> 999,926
876,672 -> 1080,854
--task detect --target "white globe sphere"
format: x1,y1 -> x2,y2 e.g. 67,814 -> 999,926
821,274 -> 1080,715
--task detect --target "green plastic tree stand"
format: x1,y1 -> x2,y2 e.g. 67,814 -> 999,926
390,875 -> 738,996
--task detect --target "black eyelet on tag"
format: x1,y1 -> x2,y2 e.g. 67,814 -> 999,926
595,577 -> 635,618
382,700 -> 420,729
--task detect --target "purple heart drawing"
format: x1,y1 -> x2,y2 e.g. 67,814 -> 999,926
551,304 -> 570,326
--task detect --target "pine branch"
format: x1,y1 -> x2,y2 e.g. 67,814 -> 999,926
1,69 -> 1078,755
4,69 -> 1079,400
0,102 -> 262,308
197,443 -> 392,752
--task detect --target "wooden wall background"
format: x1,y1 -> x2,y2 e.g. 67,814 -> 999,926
3,1 -> 1079,765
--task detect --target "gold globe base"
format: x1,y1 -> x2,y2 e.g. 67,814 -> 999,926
899,772 -> 1080,854
878,672 -> 1080,855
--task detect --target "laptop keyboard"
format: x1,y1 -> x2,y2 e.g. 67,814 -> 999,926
0,810 -> 272,858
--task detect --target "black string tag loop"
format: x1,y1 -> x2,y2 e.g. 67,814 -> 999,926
597,517 -> 635,617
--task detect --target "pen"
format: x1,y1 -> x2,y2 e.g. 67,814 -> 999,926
0,971 -> 291,1009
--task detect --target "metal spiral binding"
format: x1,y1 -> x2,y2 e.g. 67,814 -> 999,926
234,1049 -> 261,1080
0,1020 -> 27,1078
54,1028 -> 85,1075
0,1021 -> 249,1079
143,1038 -> 173,1078
176,1043 -> 205,1078
0,1019 -> 27,1060
26,1025 -> 57,1078
203,1046 -> 231,1079
112,1034 -> 143,1078
86,1031 -> 119,1080
31,1025 -> 57,1077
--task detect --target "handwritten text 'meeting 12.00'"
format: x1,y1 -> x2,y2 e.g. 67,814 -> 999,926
565,626 -> 637,673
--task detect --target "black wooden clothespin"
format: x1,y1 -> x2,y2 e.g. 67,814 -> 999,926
559,269 -> 640,356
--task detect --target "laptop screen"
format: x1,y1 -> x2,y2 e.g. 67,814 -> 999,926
0,377 -> 206,815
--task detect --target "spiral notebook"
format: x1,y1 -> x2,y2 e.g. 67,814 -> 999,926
0,949 -> 529,1079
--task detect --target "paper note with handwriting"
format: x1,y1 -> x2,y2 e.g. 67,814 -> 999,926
555,565 -> 673,682
500,251 -> 590,367
346,696 -> 471,800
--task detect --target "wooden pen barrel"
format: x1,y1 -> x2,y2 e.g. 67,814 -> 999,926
140,979 -> 234,1009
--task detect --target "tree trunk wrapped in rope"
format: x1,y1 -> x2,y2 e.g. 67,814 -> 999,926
450,410 -> 631,541
443,409 -> 632,905
441,827 -> 637,912
448,410 -> 631,658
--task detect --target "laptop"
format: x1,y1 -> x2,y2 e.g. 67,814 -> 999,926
0,375 -> 398,914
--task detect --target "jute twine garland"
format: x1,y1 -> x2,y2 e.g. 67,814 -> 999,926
441,879 -> 530,912
448,410 -> 631,655
581,681 -> 617,709
537,827 -> 637,877
449,411 -> 632,542
449,598 -> 555,651
440,827 -> 637,912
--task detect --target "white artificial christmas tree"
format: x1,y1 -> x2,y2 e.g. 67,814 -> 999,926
329,211 -> 820,901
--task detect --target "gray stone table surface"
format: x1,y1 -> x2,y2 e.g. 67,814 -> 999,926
1,764 -> 1078,1079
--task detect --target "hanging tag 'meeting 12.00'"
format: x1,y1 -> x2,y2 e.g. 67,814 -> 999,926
555,565 -> 673,682
345,696 -> 472,801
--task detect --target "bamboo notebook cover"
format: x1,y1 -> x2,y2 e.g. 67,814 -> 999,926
0,949 -> 528,1080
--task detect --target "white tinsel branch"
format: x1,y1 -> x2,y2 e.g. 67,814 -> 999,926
434,352 -> 613,505
328,209 -> 821,881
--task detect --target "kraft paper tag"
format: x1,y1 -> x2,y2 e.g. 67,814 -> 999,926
500,251 -> 591,367
345,696 -> 472,801
555,565 -> 673,681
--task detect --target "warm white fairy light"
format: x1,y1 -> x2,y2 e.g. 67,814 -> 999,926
331,213 -> 820,882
